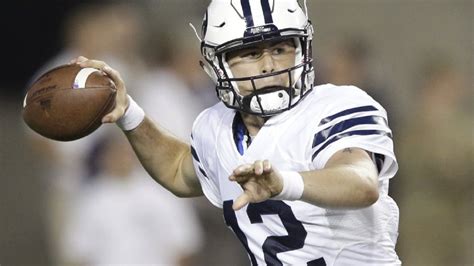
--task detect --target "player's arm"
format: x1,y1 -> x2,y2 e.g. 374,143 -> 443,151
230,147 -> 379,210
71,56 -> 202,197
300,147 -> 379,208
124,117 -> 203,197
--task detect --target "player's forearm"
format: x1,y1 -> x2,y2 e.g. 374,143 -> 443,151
124,116 -> 202,197
300,164 -> 379,209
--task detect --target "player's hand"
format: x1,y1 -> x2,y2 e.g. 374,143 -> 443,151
229,160 -> 283,211
69,56 -> 129,123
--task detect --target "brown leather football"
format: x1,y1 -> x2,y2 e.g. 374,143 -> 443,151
23,64 -> 116,141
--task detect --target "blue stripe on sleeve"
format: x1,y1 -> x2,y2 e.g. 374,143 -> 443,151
191,145 -> 200,162
312,129 -> 391,161
191,145 -> 209,179
198,166 -> 209,179
319,105 -> 378,126
312,115 -> 387,148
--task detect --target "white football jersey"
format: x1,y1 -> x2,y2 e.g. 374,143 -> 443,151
191,84 -> 401,266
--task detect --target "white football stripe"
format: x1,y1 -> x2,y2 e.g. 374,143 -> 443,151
23,92 -> 28,107
73,68 -> 99,89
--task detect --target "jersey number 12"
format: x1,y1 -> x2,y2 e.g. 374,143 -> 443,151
223,200 -> 326,266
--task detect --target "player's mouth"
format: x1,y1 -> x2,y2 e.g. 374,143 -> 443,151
255,82 -> 290,91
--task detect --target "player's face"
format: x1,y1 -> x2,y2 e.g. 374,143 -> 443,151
226,39 -> 296,96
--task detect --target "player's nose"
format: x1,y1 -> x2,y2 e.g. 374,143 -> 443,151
260,52 -> 275,75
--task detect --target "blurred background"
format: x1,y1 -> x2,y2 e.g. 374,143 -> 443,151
0,0 -> 472,265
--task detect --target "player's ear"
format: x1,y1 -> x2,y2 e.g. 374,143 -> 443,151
200,60 -> 218,84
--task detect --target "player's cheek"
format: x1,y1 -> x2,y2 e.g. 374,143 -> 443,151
235,80 -> 253,95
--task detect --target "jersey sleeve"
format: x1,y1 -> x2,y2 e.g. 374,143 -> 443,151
190,108 -> 223,208
310,86 -> 398,181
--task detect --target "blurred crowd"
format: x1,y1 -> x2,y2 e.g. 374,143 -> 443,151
0,1 -> 472,265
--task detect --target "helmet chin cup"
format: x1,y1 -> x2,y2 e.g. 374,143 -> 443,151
244,86 -> 291,116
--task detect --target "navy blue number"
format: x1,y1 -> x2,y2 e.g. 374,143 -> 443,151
223,200 -> 326,266
223,200 -> 258,265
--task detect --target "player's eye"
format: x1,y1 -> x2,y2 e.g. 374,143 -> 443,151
272,43 -> 295,55
273,47 -> 286,55
241,50 -> 261,59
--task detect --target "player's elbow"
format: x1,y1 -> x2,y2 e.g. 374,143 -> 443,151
167,180 -> 203,198
360,185 -> 379,207
355,167 -> 379,207
170,190 -> 191,198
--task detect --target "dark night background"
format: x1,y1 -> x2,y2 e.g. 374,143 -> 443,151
1,1 -> 87,100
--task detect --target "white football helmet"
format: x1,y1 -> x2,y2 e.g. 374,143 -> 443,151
199,0 -> 314,116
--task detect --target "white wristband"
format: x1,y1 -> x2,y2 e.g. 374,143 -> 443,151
116,95 -> 145,131
272,171 -> 305,201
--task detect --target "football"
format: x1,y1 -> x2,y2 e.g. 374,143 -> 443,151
23,64 -> 116,141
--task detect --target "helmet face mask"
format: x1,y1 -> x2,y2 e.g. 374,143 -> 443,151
200,0 -> 315,117
216,55 -> 312,116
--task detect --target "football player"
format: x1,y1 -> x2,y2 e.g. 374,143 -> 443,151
72,0 -> 401,264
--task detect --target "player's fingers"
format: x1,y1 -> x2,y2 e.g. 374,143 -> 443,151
254,160 -> 264,175
74,58 -> 126,94
102,80 -> 129,123
90,65 -> 128,124
233,163 -> 254,176
68,56 -> 88,64
233,192 -> 251,211
78,59 -> 107,71
262,160 -> 272,173
229,172 -> 251,183
77,56 -> 88,62
103,66 -> 125,88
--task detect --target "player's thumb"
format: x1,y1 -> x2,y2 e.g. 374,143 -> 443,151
102,94 -> 129,123
102,106 -> 125,123
233,193 -> 251,211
